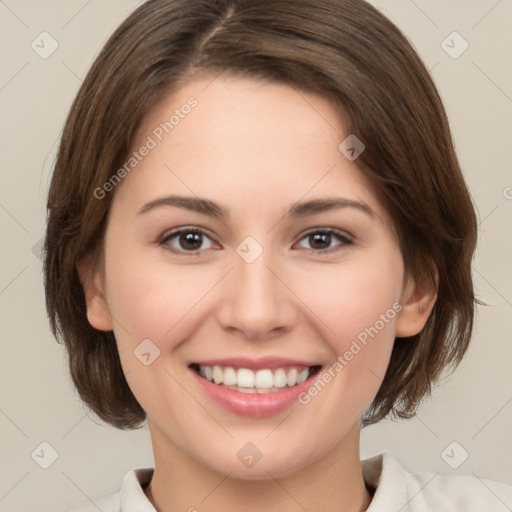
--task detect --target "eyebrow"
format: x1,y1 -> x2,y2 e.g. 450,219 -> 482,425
137,195 -> 375,219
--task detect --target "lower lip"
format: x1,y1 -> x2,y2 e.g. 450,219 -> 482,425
190,368 -> 318,417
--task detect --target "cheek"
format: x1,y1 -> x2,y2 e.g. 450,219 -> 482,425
294,251 -> 404,349
295,250 -> 404,416
102,253 -> 211,411
103,253 -> 212,352
294,250 -> 403,409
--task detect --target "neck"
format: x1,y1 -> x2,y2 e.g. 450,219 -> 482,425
144,421 -> 372,512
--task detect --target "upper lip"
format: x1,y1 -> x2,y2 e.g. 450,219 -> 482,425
190,356 -> 322,371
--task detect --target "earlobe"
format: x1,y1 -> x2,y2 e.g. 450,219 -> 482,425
395,270 -> 438,338
76,257 -> 113,331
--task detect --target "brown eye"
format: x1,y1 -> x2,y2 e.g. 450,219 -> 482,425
296,229 -> 353,253
161,228 -> 215,253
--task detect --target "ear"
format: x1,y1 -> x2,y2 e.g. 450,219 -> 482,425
76,256 -> 113,331
395,269 -> 438,338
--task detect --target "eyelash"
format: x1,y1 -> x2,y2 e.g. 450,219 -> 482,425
159,227 -> 353,256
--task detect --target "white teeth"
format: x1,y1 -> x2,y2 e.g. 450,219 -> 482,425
237,368 -> 255,388
255,369 -> 273,388
273,368 -> 287,388
297,369 -> 309,384
223,367 -> 237,386
239,387 -> 256,394
195,364 -> 317,391
226,385 -> 284,393
286,368 -> 298,386
213,366 -> 223,385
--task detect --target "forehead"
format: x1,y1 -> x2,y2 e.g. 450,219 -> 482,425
139,73 -> 345,152
115,74 -> 388,224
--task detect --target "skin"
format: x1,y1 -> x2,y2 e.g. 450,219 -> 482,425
79,74 -> 436,512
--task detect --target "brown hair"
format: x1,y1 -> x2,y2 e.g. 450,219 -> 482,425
44,0 -> 480,429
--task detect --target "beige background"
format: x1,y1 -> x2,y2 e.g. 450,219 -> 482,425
0,0 -> 511,510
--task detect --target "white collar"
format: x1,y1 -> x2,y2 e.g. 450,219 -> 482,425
118,453 -> 405,511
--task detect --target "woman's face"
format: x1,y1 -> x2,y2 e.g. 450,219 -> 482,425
83,74 -> 429,479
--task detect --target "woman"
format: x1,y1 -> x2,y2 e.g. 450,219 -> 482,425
44,0 -> 512,510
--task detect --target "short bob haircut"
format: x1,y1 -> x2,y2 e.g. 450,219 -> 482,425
44,0 -> 480,430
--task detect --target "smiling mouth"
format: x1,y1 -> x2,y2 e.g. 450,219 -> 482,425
189,363 -> 322,393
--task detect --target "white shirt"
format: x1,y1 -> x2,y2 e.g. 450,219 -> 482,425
62,452 -> 512,511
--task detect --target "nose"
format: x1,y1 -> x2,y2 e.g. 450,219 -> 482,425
215,247 -> 297,341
